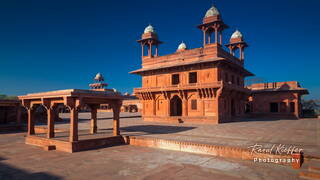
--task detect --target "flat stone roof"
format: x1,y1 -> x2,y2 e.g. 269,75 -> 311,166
130,58 -> 254,76
18,89 -> 124,100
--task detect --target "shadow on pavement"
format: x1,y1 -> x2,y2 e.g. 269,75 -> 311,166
0,159 -> 62,180
119,125 -> 195,135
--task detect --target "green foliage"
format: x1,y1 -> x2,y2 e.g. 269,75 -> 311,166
302,99 -> 320,115
0,94 -> 18,100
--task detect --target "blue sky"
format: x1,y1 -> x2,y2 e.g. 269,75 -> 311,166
0,0 -> 319,99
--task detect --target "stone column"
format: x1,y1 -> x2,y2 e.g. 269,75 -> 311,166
167,99 -> 171,116
182,98 -> 188,117
203,30 -> 206,47
47,107 -> 55,138
215,28 -> 218,43
295,97 -> 300,118
219,32 -> 223,44
152,99 -> 156,116
148,42 -> 152,57
69,108 -> 78,142
155,45 -> 158,57
112,101 -> 121,136
90,107 -> 97,134
27,109 -> 35,135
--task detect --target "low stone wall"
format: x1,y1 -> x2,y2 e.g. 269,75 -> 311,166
73,136 -> 125,152
26,136 -> 72,152
25,135 -> 126,153
124,136 -> 302,168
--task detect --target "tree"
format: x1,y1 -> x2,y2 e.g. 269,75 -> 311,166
302,99 -> 320,110
0,94 -> 18,100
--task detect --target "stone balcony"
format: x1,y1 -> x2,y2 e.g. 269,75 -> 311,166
133,81 -> 250,94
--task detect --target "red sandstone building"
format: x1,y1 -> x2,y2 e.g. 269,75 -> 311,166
131,5 -> 309,123
131,6 -> 253,124
247,81 -> 308,119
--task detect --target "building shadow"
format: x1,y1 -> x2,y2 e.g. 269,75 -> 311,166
0,160 -> 62,180
227,117 -> 299,123
0,125 -> 26,134
58,115 -> 142,124
97,115 -> 142,120
118,125 -> 196,135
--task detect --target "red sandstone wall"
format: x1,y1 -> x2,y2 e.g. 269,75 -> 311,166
250,92 -> 301,118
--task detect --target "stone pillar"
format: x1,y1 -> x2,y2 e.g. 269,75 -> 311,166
90,107 -> 97,134
167,99 -> 171,116
155,45 -> 158,57
295,96 -> 300,118
203,30 -> 206,47
215,28 -> 218,43
27,109 -> 35,135
47,108 -> 55,138
112,102 -> 121,136
69,108 -> 78,142
219,32 -> 223,44
182,98 -> 188,117
240,47 -> 244,60
208,32 -> 211,44
153,99 -> 156,116
148,42 -> 152,57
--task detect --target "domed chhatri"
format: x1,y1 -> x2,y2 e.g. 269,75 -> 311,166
231,30 -> 243,39
204,5 -> 220,18
177,41 -> 187,51
94,72 -> 104,82
144,24 -> 155,34
90,72 -> 109,91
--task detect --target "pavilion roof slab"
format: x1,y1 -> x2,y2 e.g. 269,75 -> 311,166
18,89 -> 124,100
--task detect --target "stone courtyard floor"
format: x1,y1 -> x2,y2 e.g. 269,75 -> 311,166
0,132 -> 306,180
58,112 -> 320,157
0,112 -> 319,179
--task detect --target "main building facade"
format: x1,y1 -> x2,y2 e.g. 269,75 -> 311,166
131,6 -> 254,123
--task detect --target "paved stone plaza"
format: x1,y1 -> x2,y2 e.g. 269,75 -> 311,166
0,112 -> 319,179
58,112 -> 320,157
0,132 -> 304,180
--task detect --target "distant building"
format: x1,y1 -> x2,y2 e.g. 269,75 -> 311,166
0,99 -> 21,125
121,95 -> 142,113
246,81 -> 308,118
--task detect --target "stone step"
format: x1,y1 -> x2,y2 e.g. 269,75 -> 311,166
299,171 -> 320,180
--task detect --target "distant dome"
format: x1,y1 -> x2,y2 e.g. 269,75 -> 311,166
205,5 -> 220,18
231,30 -> 243,39
144,24 -> 154,33
177,42 -> 187,50
94,73 -> 104,81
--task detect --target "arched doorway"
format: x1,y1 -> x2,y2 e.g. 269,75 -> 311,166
170,95 -> 182,116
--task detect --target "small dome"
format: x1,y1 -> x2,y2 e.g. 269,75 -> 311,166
205,5 -> 220,18
94,73 -> 104,81
231,30 -> 243,39
144,24 -> 154,33
177,42 -> 187,50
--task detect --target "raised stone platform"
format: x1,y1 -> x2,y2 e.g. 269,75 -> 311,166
26,135 -> 125,153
